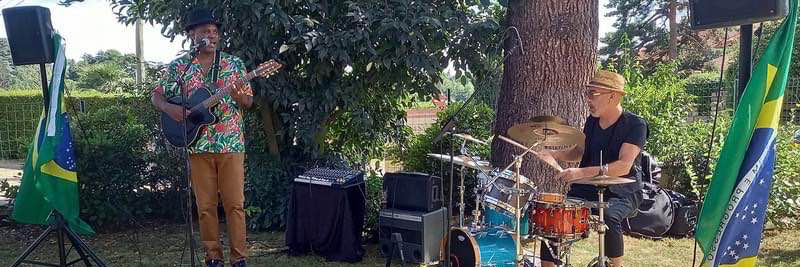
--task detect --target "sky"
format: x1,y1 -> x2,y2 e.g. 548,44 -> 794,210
0,0 -> 616,64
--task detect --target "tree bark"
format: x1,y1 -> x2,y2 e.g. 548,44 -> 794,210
259,101 -> 281,159
669,0 -> 678,60
491,0 -> 597,194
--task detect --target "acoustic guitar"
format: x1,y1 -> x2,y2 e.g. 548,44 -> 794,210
160,59 -> 282,147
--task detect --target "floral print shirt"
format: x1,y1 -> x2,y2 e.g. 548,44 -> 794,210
152,52 -> 253,154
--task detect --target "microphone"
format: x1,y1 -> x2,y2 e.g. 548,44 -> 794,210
191,37 -> 210,51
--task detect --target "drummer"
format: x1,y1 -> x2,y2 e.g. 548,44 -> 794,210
534,70 -> 647,267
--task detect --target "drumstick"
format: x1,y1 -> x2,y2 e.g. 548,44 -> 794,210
496,135 -> 563,172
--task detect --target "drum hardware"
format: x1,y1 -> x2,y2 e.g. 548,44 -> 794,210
453,133 -> 490,145
458,165 -> 467,228
427,154 -> 494,173
538,192 -> 566,203
471,187 -> 482,231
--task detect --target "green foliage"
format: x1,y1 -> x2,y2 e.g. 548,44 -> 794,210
363,172 -> 383,240
0,179 -> 18,201
0,39 -> 12,87
769,124 -> 800,228
438,73 -> 475,102
76,63 -> 126,91
72,104 -> 186,228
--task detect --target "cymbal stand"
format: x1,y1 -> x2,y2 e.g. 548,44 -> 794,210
594,159 -> 610,267
456,138 -> 488,230
512,154 -> 523,264
471,186 -> 482,231
458,165 -> 467,228
593,185 -> 610,267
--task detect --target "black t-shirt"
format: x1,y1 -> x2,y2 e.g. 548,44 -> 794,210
571,111 -> 647,197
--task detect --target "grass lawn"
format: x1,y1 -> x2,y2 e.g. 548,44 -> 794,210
0,223 -> 797,267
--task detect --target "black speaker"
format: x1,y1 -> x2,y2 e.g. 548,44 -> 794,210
378,208 -> 445,264
689,0 -> 790,30
383,172 -> 442,212
2,6 -> 55,65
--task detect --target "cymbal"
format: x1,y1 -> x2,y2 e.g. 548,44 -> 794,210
572,175 -> 636,186
507,121 -> 585,148
426,153 -> 493,172
453,133 -> 488,145
530,115 -> 567,125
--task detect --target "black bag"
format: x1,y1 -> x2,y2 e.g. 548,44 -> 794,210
622,182 -> 674,239
639,151 -> 662,185
665,190 -> 699,238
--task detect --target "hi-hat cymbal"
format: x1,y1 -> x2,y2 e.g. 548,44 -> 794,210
453,133 -> 488,145
507,121 -> 585,148
426,153 -> 493,172
572,175 -> 636,186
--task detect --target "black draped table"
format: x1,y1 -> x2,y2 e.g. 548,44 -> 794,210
286,181 -> 366,262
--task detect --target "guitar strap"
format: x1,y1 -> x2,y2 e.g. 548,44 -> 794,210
211,48 -> 221,86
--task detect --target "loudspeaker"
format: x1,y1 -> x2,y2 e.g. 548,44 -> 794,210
689,0 -> 789,30
378,208 -> 445,264
383,172 -> 442,212
2,6 -> 55,65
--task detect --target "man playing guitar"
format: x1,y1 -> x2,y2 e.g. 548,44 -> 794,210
150,8 -> 252,267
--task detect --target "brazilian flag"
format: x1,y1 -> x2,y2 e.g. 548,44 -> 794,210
11,33 -> 94,235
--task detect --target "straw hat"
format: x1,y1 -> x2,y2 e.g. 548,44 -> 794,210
588,70 -> 626,95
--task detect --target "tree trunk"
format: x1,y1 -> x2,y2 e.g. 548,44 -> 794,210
669,0 -> 678,61
491,0 -> 597,194
259,101 -> 281,159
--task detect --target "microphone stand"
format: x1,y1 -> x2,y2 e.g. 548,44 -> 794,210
174,45 -> 204,267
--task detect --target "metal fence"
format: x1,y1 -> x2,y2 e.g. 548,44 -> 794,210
0,101 -> 40,160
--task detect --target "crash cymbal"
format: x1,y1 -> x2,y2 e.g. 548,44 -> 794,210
453,133 -> 488,145
426,153 -> 493,172
572,175 -> 636,186
507,121 -> 585,148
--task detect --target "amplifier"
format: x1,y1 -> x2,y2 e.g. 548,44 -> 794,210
383,172 -> 442,212
378,207 -> 446,264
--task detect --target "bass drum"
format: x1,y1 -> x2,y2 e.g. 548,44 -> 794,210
443,227 -> 516,267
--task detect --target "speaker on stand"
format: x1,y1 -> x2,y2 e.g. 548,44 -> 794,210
3,5 -> 108,267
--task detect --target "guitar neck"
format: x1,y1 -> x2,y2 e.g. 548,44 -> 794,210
198,71 -> 257,109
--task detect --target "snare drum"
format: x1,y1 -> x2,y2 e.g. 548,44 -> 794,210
531,198 -> 590,240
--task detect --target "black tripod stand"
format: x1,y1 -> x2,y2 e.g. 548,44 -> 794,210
10,63 -> 108,267
10,212 -> 107,267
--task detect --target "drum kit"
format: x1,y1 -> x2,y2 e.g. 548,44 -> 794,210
428,117 -> 636,267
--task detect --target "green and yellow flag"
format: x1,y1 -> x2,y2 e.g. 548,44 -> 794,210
11,33 -> 93,235
695,1 -> 797,266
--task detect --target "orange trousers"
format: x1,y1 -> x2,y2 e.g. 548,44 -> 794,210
189,152 -> 247,264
